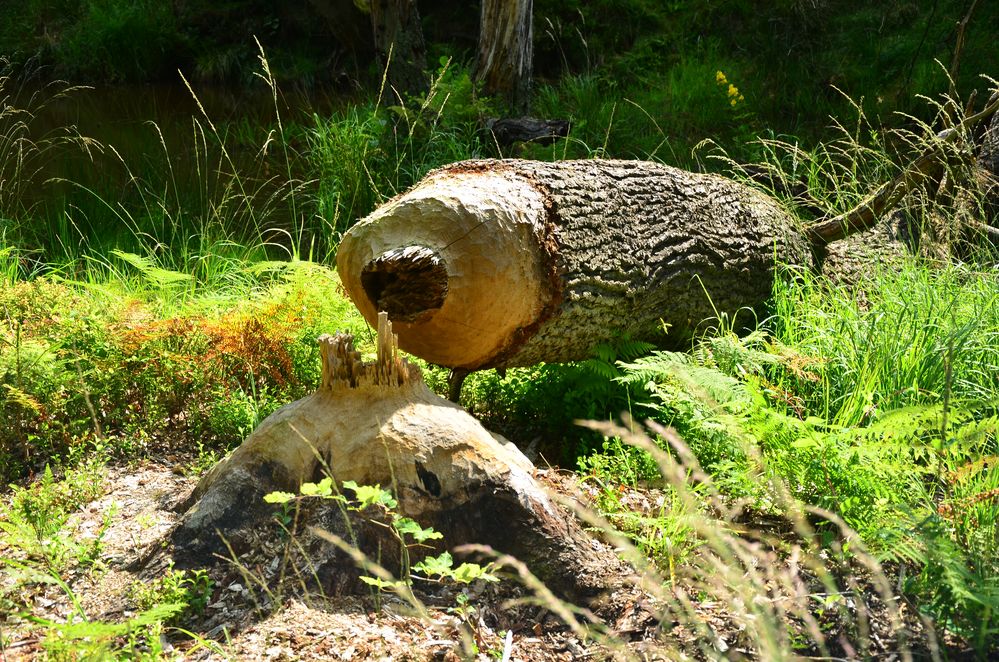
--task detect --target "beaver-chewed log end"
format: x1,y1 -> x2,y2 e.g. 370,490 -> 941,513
337,169 -> 557,370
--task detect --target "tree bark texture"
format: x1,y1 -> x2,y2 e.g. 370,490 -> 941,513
476,0 -> 533,113
371,0 -> 427,98
337,159 -> 813,371
170,314 -> 626,602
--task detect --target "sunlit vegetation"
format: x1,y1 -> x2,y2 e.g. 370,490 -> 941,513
2,1 -> 998,658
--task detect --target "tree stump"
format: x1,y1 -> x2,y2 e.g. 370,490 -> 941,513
171,313 -> 627,601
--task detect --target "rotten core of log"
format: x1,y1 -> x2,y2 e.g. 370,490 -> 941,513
167,312 -> 628,603
360,246 -> 448,323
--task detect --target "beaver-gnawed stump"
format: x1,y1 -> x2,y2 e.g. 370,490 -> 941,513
170,313 -> 628,602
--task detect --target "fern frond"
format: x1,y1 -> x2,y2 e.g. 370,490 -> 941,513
112,250 -> 193,287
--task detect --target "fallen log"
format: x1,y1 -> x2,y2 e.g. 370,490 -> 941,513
170,313 -> 629,602
339,95 -> 999,373
337,159 -> 814,371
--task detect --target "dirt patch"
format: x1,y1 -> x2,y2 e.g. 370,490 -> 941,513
2,461 -> 944,660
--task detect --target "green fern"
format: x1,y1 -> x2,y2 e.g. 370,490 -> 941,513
111,249 -> 193,288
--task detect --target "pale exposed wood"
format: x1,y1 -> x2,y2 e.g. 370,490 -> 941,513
337,169 -> 555,369
172,313 -> 624,600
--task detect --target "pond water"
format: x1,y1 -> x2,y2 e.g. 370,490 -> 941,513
14,77 -> 343,257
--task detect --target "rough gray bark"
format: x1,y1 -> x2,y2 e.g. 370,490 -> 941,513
338,159 -> 813,371
370,0 -> 427,98
476,0 -> 533,113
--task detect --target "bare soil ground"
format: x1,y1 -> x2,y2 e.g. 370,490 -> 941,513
1,460 -> 945,660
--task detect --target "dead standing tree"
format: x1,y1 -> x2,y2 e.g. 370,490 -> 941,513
369,0 -> 427,99
476,0 -> 533,114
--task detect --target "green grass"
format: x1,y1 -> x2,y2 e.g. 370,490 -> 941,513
565,260 -> 999,652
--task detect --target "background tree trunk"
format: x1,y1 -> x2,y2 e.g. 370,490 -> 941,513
370,0 -> 427,98
978,110 -> 999,227
476,0 -> 533,113
307,0 -> 373,55
337,159 -> 813,371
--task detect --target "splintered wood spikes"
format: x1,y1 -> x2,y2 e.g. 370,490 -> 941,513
318,313 -> 420,389
172,313 -> 624,600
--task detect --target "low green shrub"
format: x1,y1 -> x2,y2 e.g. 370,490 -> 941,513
0,264 -> 367,483
130,563 -> 214,626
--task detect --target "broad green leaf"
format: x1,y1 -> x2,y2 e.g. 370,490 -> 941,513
791,437 -> 818,450
263,491 -> 295,504
394,517 -> 443,542
343,481 -> 397,509
359,575 -> 403,591
451,562 -> 499,584
412,552 -> 453,577
300,477 -> 333,497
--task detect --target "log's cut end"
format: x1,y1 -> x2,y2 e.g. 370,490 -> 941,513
337,170 -> 559,369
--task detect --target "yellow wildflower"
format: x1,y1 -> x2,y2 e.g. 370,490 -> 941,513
727,84 -> 739,98
715,70 -> 727,85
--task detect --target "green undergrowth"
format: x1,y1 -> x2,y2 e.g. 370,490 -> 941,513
1,459 -> 220,658
572,260 -> 999,652
0,261 -> 366,484
310,57 -> 496,238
